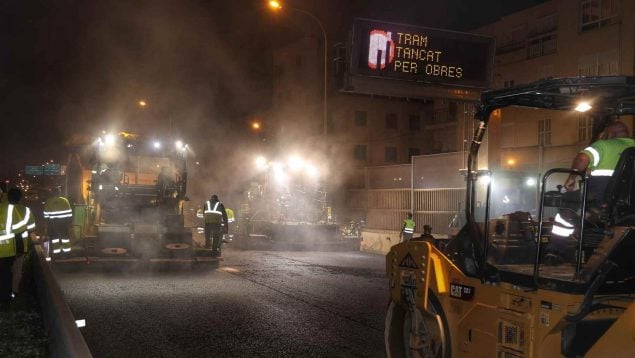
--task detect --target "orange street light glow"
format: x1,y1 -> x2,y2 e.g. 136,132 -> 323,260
507,159 -> 516,165
252,122 -> 261,130
268,0 -> 282,10
138,100 -> 147,107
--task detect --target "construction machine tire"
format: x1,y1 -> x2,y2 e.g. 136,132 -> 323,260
385,292 -> 450,358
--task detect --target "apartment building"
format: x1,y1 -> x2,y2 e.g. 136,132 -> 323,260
475,0 -> 635,172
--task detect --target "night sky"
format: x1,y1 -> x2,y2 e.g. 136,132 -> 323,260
0,0 -> 546,179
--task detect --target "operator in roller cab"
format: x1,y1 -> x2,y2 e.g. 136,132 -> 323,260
563,121 -> 635,209
544,121 -> 635,261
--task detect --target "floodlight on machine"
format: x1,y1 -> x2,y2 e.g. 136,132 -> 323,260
478,174 -> 491,185
175,140 -> 184,150
104,134 -> 116,146
287,156 -> 305,172
574,101 -> 592,112
526,178 -> 537,186
255,156 -> 268,171
271,162 -> 287,185
305,164 -> 319,178
153,141 -> 162,149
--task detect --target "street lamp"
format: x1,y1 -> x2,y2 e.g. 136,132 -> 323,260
267,1 -> 328,136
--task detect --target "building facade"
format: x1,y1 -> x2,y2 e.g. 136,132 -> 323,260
475,0 -> 635,173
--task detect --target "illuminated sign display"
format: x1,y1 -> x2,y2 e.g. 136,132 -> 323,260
351,19 -> 495,88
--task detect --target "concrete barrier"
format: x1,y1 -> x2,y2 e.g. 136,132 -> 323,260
33,244 -> 93,357
360,229 -> 401,255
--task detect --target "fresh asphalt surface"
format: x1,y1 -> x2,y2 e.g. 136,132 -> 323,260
52,247 -> 388,357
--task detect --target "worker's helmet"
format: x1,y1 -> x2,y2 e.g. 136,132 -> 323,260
7,188 -> 22,204
211,194 -> 219,202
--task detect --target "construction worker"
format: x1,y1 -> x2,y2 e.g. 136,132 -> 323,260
203,194 -> 228,256
399,212 -> 416,242
564,121 -> 635,202
223,207 -> 235,243
44,187 -> 73,258
0,189 -> 25,311
7,188 -> 36,298
413,225 -> 435,246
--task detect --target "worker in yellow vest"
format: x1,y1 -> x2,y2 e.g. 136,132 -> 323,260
43,187 -> 73,258
7,188 -> 36,297
0,189 -> 25,311
203,194 -> 228,256
399,212 -> 416,242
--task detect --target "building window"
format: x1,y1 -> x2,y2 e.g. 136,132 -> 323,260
448,102 -> 457,121
534,14 -> 557,35
385,113 -> 398,129
578,116 -> 593,142
580,0 -> 618,31
578,50 -> 619,76
538,118 -> 552,146
528,34 -> 557,58
408,147 -> 421,163
354,110 -> 367,126
385,146 -> 397,162
408,115 -> 420,130
353,145 -> 367,161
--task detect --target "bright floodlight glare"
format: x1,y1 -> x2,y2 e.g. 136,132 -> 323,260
305,164 -> 319,178
255,156 -> 268,171
479,174 -> 491,185
288,156 -> 304,171
272,162 -> 287,184
575,101 -> 592,112
526,178 -> 537,186
269,0 -> 282,9
104,134 -> 116,146
175,140 -> 184,150
153,141 -> 161,149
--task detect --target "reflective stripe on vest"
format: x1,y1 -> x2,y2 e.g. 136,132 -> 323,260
584,146 -> 600,167
590,169 -> 614,176
6,204 -> 13,234
44,209 -> 73,219
204,201 -> 222,216
552,213 -> 575,237
12,207 -> 30,231
404,228 -> 414,234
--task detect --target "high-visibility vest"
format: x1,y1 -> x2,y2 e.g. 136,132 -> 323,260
226,208 -> 235,223
13,204 -> 35,253
403,218 -> 416,234
44,196 -> 73,219
204,201 -> 223,224
0,202 -> 23,258
581,137 -> 635,177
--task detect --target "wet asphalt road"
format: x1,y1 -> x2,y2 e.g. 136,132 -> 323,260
53,248 -> 388,357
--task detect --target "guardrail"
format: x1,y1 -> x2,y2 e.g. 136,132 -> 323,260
33,244 -> 93,357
